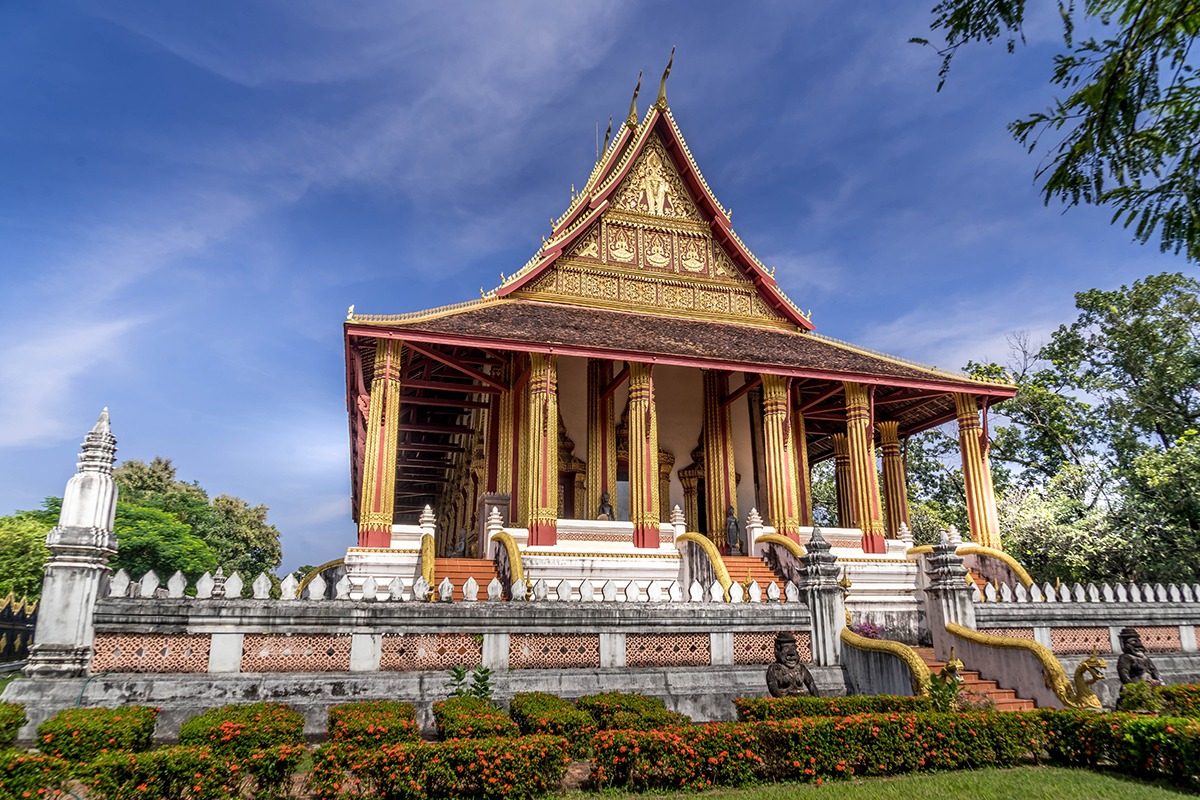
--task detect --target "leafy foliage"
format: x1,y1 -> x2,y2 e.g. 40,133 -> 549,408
508,692 -> 598,757
431,696 -> 519,740
84,743 -> 305,800
917,1 -> 1200,262
734,695 -> 933,721
309,736 -> 570,800
0,750 -> 70,798
576,691 -> 691,731
36,706 -> 159,764
327,701 -> 421,746
177,703 -> 304,759
0,514 -> 50,599
0,702 -> 26,749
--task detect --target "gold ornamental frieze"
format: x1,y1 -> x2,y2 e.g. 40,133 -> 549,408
611,135 -> 702,222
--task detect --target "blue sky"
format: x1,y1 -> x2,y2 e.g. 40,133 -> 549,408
0,2 -> 1186,573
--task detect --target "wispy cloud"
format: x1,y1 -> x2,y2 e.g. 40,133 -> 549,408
0,318 -> 141,447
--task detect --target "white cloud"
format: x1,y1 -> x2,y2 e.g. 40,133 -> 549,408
0,318 -> 141,447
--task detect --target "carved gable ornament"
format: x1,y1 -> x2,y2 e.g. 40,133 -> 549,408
611,137 -> 701,221
517,134 -> 788,326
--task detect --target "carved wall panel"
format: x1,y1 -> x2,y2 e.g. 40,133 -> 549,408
1134,626 -> 1182,653
381,633 -> 482,672
509,634 -> 600,669
732,631 -> 812,665
626,632 -> 710,667
241,634 -> 351,672
92,633 -> 210,673
1050,627 -> 1111,654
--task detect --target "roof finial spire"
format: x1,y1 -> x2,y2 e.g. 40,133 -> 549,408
602,115 -> 613,155
625,71 -> 642,128
655,46 -> 675,109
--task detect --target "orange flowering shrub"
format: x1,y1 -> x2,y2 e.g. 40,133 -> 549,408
309,735 -> 570,799
735,695 -> 934,721
508,693 -> 596,756
36,706 -> 158,764
177,702 -> 303,758
575,691 -> 689,731
1157,685 -> 1200,718
592,712 -> 1039,790
0,702 -> 26,748
432,696 -> 518,740
328,700 -> 421,746
0,749 -> 69,798
1040,709 -> 1200,786
84,743 -> 306,799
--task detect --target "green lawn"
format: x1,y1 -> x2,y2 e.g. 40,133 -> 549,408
572,766 -> 1196,799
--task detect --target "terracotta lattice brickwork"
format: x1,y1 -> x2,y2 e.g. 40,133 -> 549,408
980,627 -> 1034,641
381,633 -> 482,672
91,633 -> 210,673
240,634 -> 351,672
509,634 -> 600,670
1135,626 -> 1182,653
1050,627 -> 1111,654
626,633 -> 710,668
732,631 -> 812,665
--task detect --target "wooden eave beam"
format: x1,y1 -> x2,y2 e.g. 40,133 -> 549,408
721,376 -> 761,409
405,341 -> 507,392
401,396 -> 489,410
600,364 -> 630,400
874,390 -> 945,407
798,384 -> 844,414
397,422 -> 474,435
401,378 -> 501,395
397,442 -> 464,453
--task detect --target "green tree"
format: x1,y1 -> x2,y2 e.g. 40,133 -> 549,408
0,513 -> 52,600
112,504 -> 218,583
916,1 -> 1200,261
113,458 -> 283,577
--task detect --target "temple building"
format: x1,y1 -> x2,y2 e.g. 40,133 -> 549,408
340,71 -> 1015,608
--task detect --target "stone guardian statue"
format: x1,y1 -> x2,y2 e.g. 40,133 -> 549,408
766,632 -> 819,697
1117,627 -> 1161,686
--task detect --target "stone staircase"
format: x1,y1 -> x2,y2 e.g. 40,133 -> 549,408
722,555 -> 786,594
913,647 -> 1036,711
433,558 -> 499,601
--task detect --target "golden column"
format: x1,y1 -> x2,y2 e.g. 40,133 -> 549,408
586,359 -> 617,519
761,374 -> 802,539
843,381 -> 886,553
831,433 -> 853,528
658,450 -> 675,521
877,421 -> 910,537
791,397 -> 814,527
628,362 -> 662,548
522,353 -> 559,546
954,393 -> 1002,549
702,370 -> 738,542
358,339 -> 403,548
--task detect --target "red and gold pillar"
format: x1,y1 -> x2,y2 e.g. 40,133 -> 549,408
358,339 -> 403,548
878,421 -> 909,538
761,374 -> 802,540
628,362 -> 661,548
954,393 -> 1002,549
831,433 -> 853,528
702,370 -> 737,543
586,359 -> 617,519
791,388 -> 814,527
843,382 -> 886,553
522,353 -> 558,545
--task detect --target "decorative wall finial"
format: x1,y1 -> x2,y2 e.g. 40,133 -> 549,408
79,408 -> 117,476
626,71 -> 642,128
346,304 -> 354,321
655,47 -> 675,109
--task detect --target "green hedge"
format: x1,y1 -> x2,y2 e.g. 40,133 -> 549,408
83,743 -> 306,800
0,749 -> 70,798
592,712 -> 1040,791
310,735 -> 570,800
327,700 -> 421,746
432,696 -> 519,740
0,702 -> 25,749
735,695 -> 934,721
1040,709 -> 1199,784
1158,684 -> 1200,718
576,692 -> 690,731
509,692 -> 597,757
177,702 -> 304,758
36,706 -> 158,763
